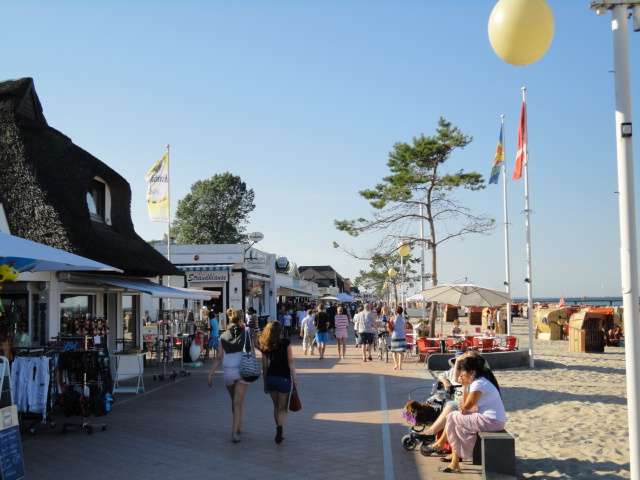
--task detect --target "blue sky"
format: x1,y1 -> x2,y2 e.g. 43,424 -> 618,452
1,1 -> 638,297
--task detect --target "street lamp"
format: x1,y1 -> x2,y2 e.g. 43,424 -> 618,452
488,0 -> 555,66
488,0 -> 555,371
590,3 -> 640,479
397,243 -> 411,311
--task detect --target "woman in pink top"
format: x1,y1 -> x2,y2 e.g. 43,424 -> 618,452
334,307 -> 349,359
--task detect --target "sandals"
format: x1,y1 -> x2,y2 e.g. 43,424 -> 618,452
439,467 -> 462,474
420,444 -> 445,456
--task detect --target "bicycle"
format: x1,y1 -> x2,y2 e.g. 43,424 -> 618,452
377,330 -> 389,363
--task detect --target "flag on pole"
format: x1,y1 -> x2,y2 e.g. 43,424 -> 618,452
489,124 -> 504,184
145,153 -> 169,222
513,99 -> 527,180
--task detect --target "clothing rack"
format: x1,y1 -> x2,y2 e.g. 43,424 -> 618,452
11,346 -> 58,435
53,336 -> 110,435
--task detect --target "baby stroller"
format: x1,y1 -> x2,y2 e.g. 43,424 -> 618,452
401,381 -> 455,454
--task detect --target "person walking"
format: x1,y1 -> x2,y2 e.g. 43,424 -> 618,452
205,309 -> 220,361
353,305 -> 364,348
282,310 -> 293,339
334,306 -> 349,359
356,303 -> 377,362
314,304 -> 330,360
300,309 -> 316,355
389,306 -> 408,370
260,321 -> 296,444
207,309 -> 252,443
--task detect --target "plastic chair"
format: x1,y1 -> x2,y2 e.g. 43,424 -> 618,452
473,337 -> 496,353
497,335 -> 518,351
445,337 -> 465,352
417,338 -> 440,362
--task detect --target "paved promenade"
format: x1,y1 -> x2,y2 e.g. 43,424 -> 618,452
21,338 -> 483,480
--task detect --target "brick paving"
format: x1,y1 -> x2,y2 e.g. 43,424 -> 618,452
22,338 -> 483,480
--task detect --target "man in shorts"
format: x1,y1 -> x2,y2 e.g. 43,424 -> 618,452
314,304 -> 330,360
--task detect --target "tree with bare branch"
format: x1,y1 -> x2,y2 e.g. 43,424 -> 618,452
336,117 -> 494,336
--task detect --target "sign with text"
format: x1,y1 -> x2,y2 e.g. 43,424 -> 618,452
0,406 -> 24,480
186,271 -> 228,283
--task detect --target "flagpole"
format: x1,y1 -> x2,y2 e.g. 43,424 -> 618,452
522,87 -> 534,368
501,114 -> 512,336
166,144 -> 171,311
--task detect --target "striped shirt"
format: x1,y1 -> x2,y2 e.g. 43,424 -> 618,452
334,314 -> 350,336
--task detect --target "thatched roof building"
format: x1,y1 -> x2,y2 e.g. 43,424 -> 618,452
0,77 -> 179,277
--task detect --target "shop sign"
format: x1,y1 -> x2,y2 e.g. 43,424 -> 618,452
275,256 -> 289,271
0,405 -> 24,480
186,270 -> 228,283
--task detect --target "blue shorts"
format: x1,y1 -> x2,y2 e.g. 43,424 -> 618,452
208,336 -> 219,349
315,332 -> 329,344
265,375 -> 292,394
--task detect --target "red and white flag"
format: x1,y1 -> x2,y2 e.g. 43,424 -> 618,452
513,99 -> 527,180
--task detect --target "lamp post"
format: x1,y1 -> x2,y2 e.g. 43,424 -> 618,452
387,267 -> 398,307
397,243 -> 411,311
590,3 -> 640,478
488,0 -> 555,370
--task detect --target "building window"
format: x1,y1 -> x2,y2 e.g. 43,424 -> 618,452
122,295 -> 138,349
87,178 -> 106,222
60,294 -> 95,336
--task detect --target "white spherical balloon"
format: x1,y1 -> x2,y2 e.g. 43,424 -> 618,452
488,0 -> 554,66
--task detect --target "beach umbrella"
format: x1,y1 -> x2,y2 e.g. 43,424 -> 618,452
421,283 -> 510,307
0,232 -> 122,273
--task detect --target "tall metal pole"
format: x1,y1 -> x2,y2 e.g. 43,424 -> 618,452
166,144 -> 171,311
522,87 -> 534,369
501,114 -> 513,335
594,4 -> 640,478
400,254 -> 405,311
420,202 -> 426,322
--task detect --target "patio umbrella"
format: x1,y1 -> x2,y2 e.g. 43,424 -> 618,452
319,295 -> 339,302
0,232 -> 122,273
421,283 -> 510,307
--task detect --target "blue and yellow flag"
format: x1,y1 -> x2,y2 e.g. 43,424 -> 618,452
489,124 -> 504,184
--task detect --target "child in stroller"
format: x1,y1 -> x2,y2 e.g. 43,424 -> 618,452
401,380 -> 456,455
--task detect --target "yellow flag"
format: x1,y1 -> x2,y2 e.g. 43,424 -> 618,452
145,154 -> 169,222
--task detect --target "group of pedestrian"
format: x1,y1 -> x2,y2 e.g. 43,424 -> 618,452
208,309 -> 297,445
352,303 -> 409,369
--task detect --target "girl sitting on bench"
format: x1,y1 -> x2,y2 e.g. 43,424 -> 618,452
430,354 -> 506,474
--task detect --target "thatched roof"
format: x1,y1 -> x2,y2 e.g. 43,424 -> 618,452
0,77 -> 180,277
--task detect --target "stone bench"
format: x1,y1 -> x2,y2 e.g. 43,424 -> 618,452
472,430 -> 517,479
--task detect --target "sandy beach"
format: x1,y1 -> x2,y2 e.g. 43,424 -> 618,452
439,316 -> 630,479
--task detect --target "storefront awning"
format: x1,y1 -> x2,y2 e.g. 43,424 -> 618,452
177,264 -> 233,272
277,287 -> 313,298
98,278 -> 215,300
58,273 -> 216,300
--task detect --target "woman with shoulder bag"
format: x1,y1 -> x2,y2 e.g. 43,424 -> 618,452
208,309 -> 252,443
260,320 -> 297,444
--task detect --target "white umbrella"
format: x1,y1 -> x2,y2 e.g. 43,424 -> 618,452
0,232 -> 122,273
422,283 -> 510,307
319,295 -> 339,302
406,293 -> 426,303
